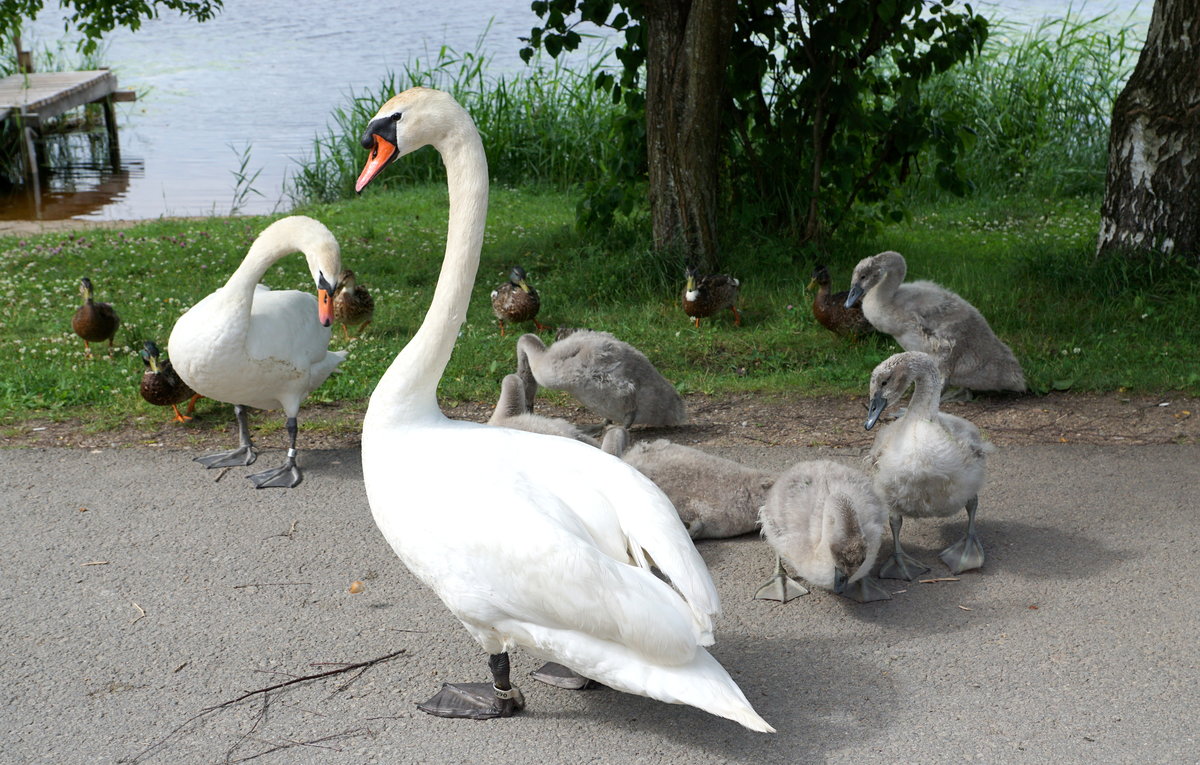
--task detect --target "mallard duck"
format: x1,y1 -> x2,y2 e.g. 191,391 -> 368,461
755,460 -> 891,603
682,266 -> 741,328
863,351 -> 995,579
516,329 -> 686,429
491,265 -> 548,336
71,277 -> 120,357
139,340 -> 201,422
845,251 -> 1025,394
332,268 -> 375,340
809,264 -> 873,337
166,215 -> 346,489
354,87 -> 771,731
487,373 -> 599,447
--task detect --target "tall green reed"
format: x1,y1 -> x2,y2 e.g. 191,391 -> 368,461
914,8 -> 1141,200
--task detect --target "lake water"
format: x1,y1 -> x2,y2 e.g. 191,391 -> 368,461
3,0 -> 1149,222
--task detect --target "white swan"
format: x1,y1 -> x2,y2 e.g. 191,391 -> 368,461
167,215 -> 346,488
755,460 -> 890,603
355,87 -> 772,732
845,250 -> 1025,394
863,351 -> 995,579
487,373 -> 599,447
516,329 -> 686,428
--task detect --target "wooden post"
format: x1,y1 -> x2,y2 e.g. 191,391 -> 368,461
102,96 -> 121,170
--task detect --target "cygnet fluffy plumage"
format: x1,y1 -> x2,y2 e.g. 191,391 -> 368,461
516,329 -> 686,428
487,373 -> 599,447
604,429 -> 773,539
755,460 -> 891,603
864,351 -> 995,579
846,251 -> 1025,393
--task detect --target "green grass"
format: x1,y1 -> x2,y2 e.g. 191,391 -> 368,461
2,184 -> 1197,433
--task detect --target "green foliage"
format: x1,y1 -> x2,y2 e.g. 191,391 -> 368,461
0,1 -> 223,54
520,0 -> 988,244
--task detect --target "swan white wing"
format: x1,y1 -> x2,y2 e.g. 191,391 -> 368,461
520,431 -> 721,636
365,423 -> 720,649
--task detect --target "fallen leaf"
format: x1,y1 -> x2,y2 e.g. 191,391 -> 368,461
349,580 -> 365,594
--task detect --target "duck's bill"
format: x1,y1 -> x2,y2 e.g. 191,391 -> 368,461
356,134 -> 397,193
865,393 -> 888,430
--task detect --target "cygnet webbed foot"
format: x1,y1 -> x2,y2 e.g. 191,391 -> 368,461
531,662 -> 596,690
754,559 -> 810,602
878,550 -> 931,581
837,575 -> 893,603
417,682 -> 525,719
195,445 -> 257,469
940,531 -> 985,573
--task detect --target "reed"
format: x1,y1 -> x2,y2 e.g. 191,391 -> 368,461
913,7 -> 1141,200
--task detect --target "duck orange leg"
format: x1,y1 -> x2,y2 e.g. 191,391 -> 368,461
731,306 -> 742,326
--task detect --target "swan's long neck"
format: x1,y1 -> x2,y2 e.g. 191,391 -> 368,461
367,120 -> 489,427
221,233 -> 302,317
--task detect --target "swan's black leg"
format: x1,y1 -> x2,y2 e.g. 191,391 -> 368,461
939,495 -> 985,573
195,404 -> 257,468
418,652 -> 527,719
247,416 -> 304,489
878,513 -> 930,580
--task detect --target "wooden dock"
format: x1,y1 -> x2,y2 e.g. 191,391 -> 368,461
0,70 -> 136,200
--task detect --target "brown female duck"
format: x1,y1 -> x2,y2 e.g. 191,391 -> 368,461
809,264 -> 873,337
491,265 -> 547,336
139,340 -> 201,422
71,277 -> 120,357
682,266 -> 741,328
332,269 -> 375,340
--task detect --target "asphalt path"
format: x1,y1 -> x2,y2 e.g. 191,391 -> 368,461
2,441 -> 1197,763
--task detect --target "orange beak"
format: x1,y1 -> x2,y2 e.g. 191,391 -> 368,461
356,134 -> 397,193
318,288 -> 334,327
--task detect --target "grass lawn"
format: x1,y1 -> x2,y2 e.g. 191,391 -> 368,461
1,184 -> 1196,439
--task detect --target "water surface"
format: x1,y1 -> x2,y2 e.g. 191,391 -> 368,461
3,0 -> 1148,222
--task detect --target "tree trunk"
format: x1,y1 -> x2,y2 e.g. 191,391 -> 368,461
1098,0 -> 1200,262
643,0 -> 734,273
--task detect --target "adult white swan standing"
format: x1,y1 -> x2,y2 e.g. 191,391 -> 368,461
355,87 -> 772,732
167,215 -> 346,488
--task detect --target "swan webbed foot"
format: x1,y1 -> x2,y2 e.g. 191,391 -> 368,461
836,575 -> 893,603
247,458 -> 303,489
530,662 -> 596,690
195,445 -> 257,468
878,550 -> 931,581
939,532 -> 985,574
417,682 -> 525,719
